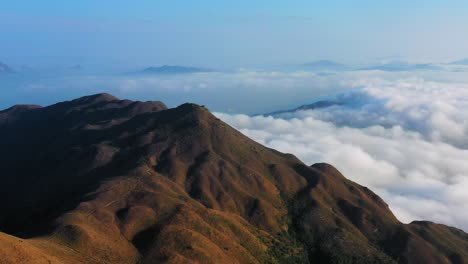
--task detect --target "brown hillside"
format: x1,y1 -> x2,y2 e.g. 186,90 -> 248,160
0,94 -> 466,263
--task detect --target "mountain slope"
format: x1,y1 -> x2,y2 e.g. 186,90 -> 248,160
0,94 -> 467,264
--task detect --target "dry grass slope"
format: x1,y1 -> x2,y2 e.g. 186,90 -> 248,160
0,94 -> 466,264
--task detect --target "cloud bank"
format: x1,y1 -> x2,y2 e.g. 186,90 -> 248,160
216,77 -> 468,231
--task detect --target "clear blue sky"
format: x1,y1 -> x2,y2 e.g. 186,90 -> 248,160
1,1 -> 468,68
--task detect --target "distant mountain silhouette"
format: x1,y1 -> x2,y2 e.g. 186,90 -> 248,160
68,65 -> 84,71
0,94 -> 467,263
359,61 -> 440,72
262,100 -> 343,116
0,62 -> 14,74
450,58 -> 468,65
139,65 -> 212,74
301,60 -> 349,71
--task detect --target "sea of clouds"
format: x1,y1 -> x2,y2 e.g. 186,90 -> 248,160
2,67 -> 468,231
216,74 -> 468,231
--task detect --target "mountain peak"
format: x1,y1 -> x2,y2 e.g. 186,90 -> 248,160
174,102 -> 209,115
73,93 -> 119,104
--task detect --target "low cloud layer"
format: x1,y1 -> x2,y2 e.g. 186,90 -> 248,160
216,77 -> 468,231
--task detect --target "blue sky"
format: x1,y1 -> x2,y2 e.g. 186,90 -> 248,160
1,1 -> 468,68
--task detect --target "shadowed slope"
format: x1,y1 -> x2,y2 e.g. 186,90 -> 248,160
0,94 -> 467,263
0,104 -> 42,123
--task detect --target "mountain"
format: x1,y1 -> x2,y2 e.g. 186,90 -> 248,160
450,58 -> 468,65
359,61 -> 440,72
0,104 -> 42,123
68,65 -> 84,71
0,94 -> 467,264
0,61 -> 14,74
139,65 -> 212,75
300,60 -> 348,71
262,100 -> 343,116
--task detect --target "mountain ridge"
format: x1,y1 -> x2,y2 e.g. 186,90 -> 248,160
0,94 -> 467,264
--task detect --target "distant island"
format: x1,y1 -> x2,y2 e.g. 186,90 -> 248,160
261,100 -> 343,116
138,65 -> 213,74
450,58 -> 468,65
68,65 -> 83,71
358,61 -> 440,72
0,62 -> 14,74
300,60 -> 348,71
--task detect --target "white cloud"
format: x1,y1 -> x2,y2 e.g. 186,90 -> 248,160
216,77 -> 468,231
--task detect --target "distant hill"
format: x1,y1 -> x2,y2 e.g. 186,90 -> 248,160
139,65 -> 212,74
0,62 -> 14,74
262,100 -> 342,116
0,93 -> 467,263
301,60 -> 348,71
68,65 -> 83,71
450,58 -> 468,65
359,61 -> 440,72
